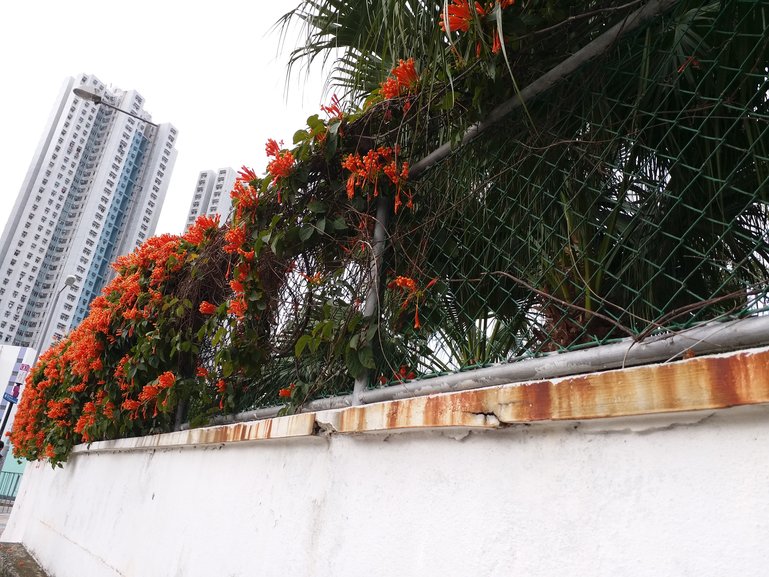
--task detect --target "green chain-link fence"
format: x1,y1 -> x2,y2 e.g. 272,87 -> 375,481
367,0 -> 769,387
230,0 -> 769,412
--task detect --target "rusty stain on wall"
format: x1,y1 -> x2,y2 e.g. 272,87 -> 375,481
73,347 -> 769,454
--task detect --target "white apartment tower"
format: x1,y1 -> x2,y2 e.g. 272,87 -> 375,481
184,168 -> 237,231
0,74 -> 178,351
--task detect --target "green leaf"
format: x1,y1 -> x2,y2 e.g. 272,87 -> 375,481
321,319 -> 334,340
293,129 -> 310,144
345,347 -> 365,379
332,216 -> 347,230
270,232 -> 284,256
299,225 -> 315,242
306,114 -> 324,132
307,200 -> 327,214
357,345 -> 376,369
295,334 -> 312,357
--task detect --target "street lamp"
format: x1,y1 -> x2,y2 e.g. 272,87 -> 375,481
36,274 -> 77,353
73,87 -> 159,128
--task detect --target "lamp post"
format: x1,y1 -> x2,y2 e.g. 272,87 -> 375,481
73,87 -> 159,128
36,274 -> 77,356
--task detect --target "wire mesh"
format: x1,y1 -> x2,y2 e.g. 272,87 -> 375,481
230,0 -> 769,410
371,0 -> 769,385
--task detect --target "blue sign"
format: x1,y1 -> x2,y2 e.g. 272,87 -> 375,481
3,393 -> 18,405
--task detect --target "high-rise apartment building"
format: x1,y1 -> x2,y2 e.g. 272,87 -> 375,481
0,73 -> 177,351
184,167 -> 236,231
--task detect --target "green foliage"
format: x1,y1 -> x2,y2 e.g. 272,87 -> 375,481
12,0 -> 769,465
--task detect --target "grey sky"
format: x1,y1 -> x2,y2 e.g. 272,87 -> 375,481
0,0 -> 324,236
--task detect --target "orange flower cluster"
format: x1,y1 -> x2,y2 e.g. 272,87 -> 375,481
228,297 -> 248,319
341,146 -> 413,213
237,166 -> 258,183
278,383 -> 295,398
320,95 -> 344,121
440,0 -> 516,54
183,214 -> 220,246
223,225 -> 246,254
265,138 -> 295,188
387,276 -> 437,329
440,0 -> 485,33
10,219 -> 227,463
230,179 -> 260,222
378,365 -> 417,384
380,58 -> 419,101
388,276 -> 418,292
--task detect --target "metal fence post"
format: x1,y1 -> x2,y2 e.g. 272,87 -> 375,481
352,197 -> 392,404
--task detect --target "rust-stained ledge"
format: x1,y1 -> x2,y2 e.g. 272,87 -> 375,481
72,412 -> 317,455
73,346 -> 769,455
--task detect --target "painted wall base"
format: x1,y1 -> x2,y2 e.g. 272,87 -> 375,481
4,347 -> 769,577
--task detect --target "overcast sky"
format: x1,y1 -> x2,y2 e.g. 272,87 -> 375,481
0,0 -> 326,236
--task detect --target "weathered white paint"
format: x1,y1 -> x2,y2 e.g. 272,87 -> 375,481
4,403 -> 769,577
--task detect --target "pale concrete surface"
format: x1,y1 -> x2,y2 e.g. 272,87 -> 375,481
7,405 -> 769,577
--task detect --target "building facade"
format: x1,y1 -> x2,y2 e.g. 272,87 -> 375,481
0,74 -> 177,351
184,167 -> 236,231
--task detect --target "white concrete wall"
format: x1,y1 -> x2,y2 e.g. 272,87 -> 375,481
4,403 -> 769,577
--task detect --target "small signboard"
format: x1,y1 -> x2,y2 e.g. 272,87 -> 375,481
3,393 -> 18,405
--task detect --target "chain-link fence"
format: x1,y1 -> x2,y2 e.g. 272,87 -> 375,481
359,0 -> 769,388
229,0 -> 769,413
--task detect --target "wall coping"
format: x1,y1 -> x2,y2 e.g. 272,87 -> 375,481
71,345 -> 769,456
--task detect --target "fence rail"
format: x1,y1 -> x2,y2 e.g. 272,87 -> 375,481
0,471 -> 22,513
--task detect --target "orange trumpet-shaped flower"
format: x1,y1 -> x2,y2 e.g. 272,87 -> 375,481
157,371 -> 175,389
223,225 -> 246,254
264,138 -> 295,186
237,166 -> 257,183
265,138 -> 282,157
440,0 -> 485,33
278,383 -> 296,398
228,297 -> 248,319
388,276 -> 418,293
380,58 -> 419,100
320,94 -> 344,121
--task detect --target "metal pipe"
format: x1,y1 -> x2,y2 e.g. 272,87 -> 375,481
352,196 -> 392,404
201,315 -> 769,427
